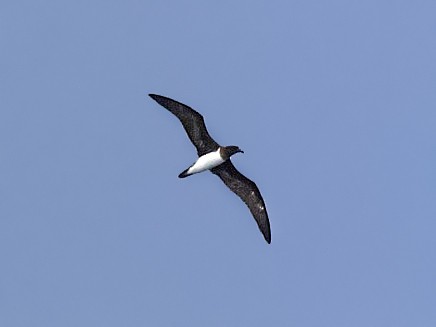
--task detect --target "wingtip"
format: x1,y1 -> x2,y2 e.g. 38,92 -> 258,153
262,225 -> 271,244
149,94 -> 169,104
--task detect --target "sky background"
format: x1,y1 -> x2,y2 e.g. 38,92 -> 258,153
1,1 -> 436,326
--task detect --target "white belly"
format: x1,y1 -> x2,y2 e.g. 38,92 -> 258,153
187,149 -> 225,175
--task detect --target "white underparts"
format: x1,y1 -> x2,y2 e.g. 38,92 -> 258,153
186,148 -> 225,175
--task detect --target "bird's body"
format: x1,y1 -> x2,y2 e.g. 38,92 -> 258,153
149,94 -> 271,243
180,148 -> 225,178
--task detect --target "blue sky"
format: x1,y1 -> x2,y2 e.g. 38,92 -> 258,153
1,1 -> 435,326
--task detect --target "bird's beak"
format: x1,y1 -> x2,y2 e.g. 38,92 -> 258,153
239,149 -> 244,154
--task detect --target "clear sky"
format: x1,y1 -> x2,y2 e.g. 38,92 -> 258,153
1,1 -> 435,326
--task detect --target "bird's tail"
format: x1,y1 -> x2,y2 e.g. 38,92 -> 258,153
178,168 -> 191,178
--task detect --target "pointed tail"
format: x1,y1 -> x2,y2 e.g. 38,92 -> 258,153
178,168 -> 191,178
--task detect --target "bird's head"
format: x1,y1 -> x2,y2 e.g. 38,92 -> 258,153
223,145 -> 244,159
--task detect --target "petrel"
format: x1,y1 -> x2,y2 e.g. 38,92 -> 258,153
149,94 -> 271,244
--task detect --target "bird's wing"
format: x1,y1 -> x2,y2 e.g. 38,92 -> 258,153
211,160 -> 271,243
149,94 -> 220,156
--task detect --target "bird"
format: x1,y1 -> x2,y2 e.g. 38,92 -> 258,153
149,94 -> 271,244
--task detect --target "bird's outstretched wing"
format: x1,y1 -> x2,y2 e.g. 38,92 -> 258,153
149,94 -> 220,156
211,160 -> 271,243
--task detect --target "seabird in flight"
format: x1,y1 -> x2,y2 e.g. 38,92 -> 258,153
149,94 -> 271,244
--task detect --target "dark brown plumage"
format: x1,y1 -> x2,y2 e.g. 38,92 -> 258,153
149,94 -> 219,156
149,94 -> 271,243
211,161 -> 271,243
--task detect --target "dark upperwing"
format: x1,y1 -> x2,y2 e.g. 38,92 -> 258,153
211,160 -> 271,243
149,94 -> 220,156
